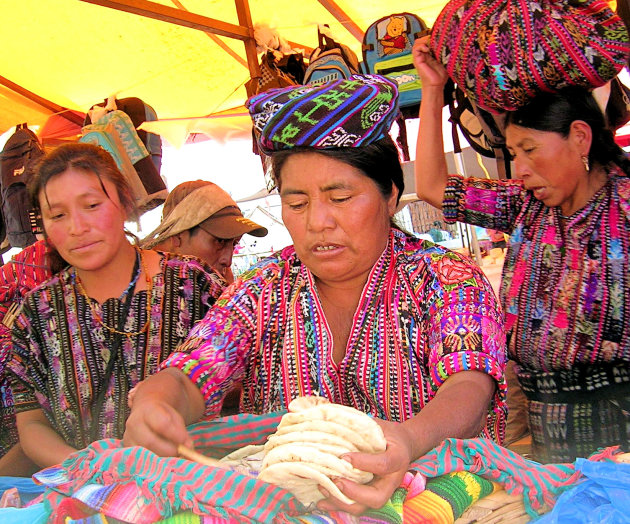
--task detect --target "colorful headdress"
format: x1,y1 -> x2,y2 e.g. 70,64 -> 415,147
431,0 -> 630,113
246,74 -> 399,155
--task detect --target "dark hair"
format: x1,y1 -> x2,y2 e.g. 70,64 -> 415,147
506,86 -> 630,174
29,142 -> 137,272
269,136 -> 405,205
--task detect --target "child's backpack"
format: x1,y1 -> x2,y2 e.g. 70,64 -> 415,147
0,124 -> 43,248
444,80 -> 512,179
303,25 -> 360,85
80,109 -> 167,213
362,13 -> 429,116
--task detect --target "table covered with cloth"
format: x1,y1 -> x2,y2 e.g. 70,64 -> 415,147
2,413 -> 624,523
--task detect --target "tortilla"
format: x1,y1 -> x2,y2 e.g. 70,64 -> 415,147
288,395 -> 330,412
264,430 -> 360,453
276,419 -> 377,453
279,403 -> 386,453
258,462 -> 356,506
262,443 -> 373,484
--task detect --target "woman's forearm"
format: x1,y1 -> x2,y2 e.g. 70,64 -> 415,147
17,410 -> 78,468
415,85 -> 449,209
401,370 -> 495,460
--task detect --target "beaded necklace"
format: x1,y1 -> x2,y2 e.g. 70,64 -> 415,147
74,247 -> 152,338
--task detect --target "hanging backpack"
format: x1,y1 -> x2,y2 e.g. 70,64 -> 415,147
84,97 -> 162,177
362,13 -> 429,116
80,110 -> 167,213
444,80 -> 512,179
303,25 -> 360,86
0,124 -> 43,248
83,97 -> 167,213
245,51 -> 304,97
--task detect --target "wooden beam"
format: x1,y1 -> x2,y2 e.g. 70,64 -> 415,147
317,0 -> 364,42
0,75 -> 84,126
80,0 -> 251,40
169,0 -> 248,68
234,0 -> 260,79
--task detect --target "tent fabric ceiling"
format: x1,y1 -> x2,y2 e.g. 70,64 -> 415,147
0,0 -> 448,136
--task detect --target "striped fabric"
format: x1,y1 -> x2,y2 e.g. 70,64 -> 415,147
410,438 -> 582,518
28,414 -> 576,524
431,0 -> 630,112
164,229 -> 507,443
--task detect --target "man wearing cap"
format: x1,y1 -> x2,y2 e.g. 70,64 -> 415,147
142,181 -> 267,282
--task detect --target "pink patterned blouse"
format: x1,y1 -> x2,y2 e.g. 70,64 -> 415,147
164,229 -> 508,442
443,170 -> 630,371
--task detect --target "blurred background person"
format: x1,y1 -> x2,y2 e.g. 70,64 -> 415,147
142,180 -> 267,284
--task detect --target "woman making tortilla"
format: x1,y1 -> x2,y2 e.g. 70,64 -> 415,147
413,38 -> 630,463
124,75 -> 507,513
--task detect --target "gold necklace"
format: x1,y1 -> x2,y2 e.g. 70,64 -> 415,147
74,247 -> 153,338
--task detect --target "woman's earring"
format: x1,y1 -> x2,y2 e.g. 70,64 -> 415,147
581,155 -> 590,173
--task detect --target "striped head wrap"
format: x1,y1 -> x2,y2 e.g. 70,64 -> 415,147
246,74 -> 399,155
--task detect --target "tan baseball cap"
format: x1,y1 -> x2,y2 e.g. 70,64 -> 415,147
142,181 -> 267,248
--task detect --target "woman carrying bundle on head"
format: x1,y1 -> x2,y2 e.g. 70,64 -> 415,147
413,37 -> 630,463
6,142 -> 226,471
123,75 -> 507,514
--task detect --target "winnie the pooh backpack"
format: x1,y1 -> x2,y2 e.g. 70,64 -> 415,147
362,13 -> 429,116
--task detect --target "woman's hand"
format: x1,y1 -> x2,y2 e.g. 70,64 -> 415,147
123,368 -> 205,456
412,37 -> 449,89
123,397 -> 193,456
316,419 -> 413,515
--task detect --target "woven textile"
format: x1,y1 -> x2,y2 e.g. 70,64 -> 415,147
442,170 -> 630,461
410,438 -> 581,518
28,416 -> 541,524
431,0 -> 630,112
246,75 -> 398,155
7,253 -> 225,450
163,229 -> 507,443
0,239 -> 51,458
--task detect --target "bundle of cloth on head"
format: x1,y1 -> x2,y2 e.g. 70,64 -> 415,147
246,74 -> 400,155
141,180 -> 267,249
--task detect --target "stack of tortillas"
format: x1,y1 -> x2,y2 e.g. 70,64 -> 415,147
257,396 -> 386,506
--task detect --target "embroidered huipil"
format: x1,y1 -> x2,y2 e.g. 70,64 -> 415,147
442,171 -> 630,371
0,240 -> 51,457
164,230 -> 508,442
7,253 -> 225,449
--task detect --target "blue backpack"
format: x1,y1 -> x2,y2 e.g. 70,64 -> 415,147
303,26 -> 360,85
362,13 -> 429,114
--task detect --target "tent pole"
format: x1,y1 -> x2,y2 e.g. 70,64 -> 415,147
234,0 -> 261,81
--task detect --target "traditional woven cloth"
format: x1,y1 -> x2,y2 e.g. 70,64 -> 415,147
163,229 -> 507,443
27,416 -> 532,524
7,253 -> 225,450
443,170 -> 630,462
431,0 -> 630,112
0,239 -> 51,458
410,438 -> 582,518
246,75 -> 399,154
403,473 -> 495,523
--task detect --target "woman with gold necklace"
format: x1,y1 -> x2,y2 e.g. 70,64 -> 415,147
6,143 -> 225,470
